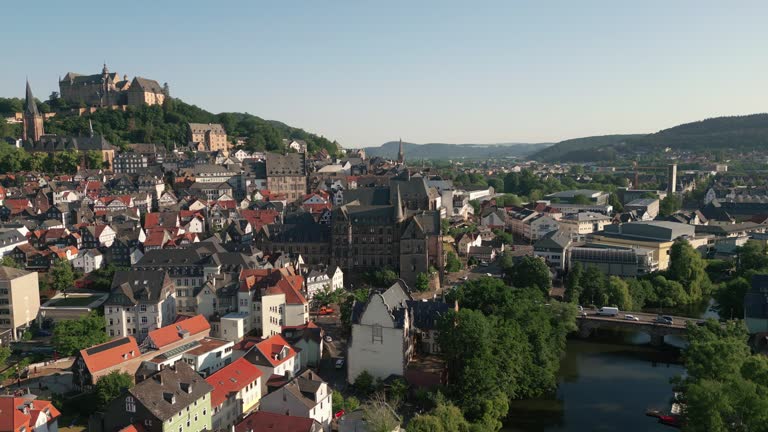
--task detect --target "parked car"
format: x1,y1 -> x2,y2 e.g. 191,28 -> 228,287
624,314 -> 639,321
318,306 -> 334,315
578,305 -> 584,312
324,335 -> 333,343
335,358 -> 345,369
479,261 -> 489,267
460,275 -> 469,281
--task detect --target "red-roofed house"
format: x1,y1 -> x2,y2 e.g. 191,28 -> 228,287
205,358 -> 263,431
0,396 -> 61,432
145,314 -> 211,350
234,411 -> 321,432
243,334 -> 299,387
72,336 -> 141,390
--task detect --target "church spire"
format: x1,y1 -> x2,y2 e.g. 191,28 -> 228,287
25,80 -> 39,116
394,185 -> 404,222
23,80 -> 44,142
397,137 -> 405,164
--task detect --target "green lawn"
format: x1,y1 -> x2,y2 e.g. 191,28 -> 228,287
47,296 -> 96,307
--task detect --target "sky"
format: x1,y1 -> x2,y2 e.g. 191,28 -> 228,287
3,1 -> 768,148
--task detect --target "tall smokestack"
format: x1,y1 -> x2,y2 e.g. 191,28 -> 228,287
667,164 -> 677,194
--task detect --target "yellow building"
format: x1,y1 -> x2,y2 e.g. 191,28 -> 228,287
588,221 -> 701,271
0,267 -> 40,341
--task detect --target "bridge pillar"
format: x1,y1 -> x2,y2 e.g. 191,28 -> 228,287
650,334 -> 664,347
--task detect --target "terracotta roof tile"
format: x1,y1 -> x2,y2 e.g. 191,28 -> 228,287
78,336 -> 141,374
205,358 -> 262,407
147,315 -> 210,349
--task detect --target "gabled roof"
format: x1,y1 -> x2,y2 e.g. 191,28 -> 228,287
247,334 -> 296,368
128,362 -> 213,421
147,315 -> 210,349
205,358 -> 263,407
78,336 -> 140,374
235,411 -> 319,432
0,396 -> 60,432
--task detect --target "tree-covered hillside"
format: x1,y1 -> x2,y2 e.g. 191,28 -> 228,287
0,96 -> 341,156
532,114 -> 768,162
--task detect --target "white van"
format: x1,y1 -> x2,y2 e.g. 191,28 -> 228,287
597,307 -> 620,317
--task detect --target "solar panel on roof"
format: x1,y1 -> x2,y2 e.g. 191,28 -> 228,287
85,337 -> 132,356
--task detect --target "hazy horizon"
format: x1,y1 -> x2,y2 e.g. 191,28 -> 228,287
4,1 -> 767,148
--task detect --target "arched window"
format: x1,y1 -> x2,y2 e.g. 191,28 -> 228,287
126,396 -> 136,412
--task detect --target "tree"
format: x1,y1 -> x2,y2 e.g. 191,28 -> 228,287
361,393 -> 400,432
445,252 -> 462,273
714,277 -> 750,319
571,194 -> 591,205
95,371 -> 133,409
667,239 -> 711,302
84,151 -> 103,169
468,200 -> 480,215
659,194 -> 681,216
52,312 -> 109,356
680,320 -> 768,431
487,178 -> 504,192
608,192 -> 624,212
415,273 -> 430,292
605,276 -> 632,310
354,370 -> 375,395
0,256 -> 20,269
564,262 -> 583,303
340,288 -> 370,331
407,414 -> 445,432
49,260 -> 75,298
507,256 -> 552,295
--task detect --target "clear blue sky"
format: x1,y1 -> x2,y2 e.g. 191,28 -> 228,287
3,1 -> 767,147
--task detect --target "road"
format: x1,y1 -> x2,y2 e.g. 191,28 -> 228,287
581,308 -> 701,330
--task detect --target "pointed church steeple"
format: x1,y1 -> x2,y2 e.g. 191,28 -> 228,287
394,186 -> 404,223
23,80 -> 44,142
397,138 -> 405,164
25,80 -> 39,116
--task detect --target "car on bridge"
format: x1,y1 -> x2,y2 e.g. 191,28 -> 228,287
654,316 -> 674,325
624,314 -> 639,321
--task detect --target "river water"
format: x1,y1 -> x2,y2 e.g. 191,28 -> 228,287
503,300 -> 718,432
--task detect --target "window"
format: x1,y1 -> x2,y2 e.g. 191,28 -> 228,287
126,396 -> 136,412
372,324 -> 383,343
140,304 -> 147,313
141,316 -> 148,324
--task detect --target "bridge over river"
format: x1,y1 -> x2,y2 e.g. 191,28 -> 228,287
577,309 -> 700,346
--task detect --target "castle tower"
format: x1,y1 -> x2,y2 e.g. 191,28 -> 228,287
397,138 -> 405,164
22,80 -> 44,142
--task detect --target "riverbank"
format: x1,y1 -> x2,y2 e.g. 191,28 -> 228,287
503,331 -> 684,431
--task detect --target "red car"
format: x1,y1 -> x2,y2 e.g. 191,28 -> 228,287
334,410 -> 345,419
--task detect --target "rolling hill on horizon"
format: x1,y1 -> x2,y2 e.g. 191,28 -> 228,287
531,113 -> 768,162
363,141 -> 552,160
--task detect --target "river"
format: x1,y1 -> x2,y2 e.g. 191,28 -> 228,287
503,301 -> 718,432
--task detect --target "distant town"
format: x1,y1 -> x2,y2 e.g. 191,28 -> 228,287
0,66 -> 767,432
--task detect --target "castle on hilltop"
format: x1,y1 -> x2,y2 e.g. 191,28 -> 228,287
59,64 -> 167,108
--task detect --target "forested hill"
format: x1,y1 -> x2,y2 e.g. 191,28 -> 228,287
364,141 -> 552,160
532,114 -> 768,162
0,97 -> 341,156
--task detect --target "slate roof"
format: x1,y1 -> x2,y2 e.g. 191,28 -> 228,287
406,300 -> 451,330
108,270 -> 170,305
266,153 -> 306,176
534,229 -> 572,251
127,362 -> 213,421
130,77 -> 163,93
28,135 -> 118,152
0,266 -> 31,280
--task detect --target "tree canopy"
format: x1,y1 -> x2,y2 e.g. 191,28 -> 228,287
52,312 -> 109,356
